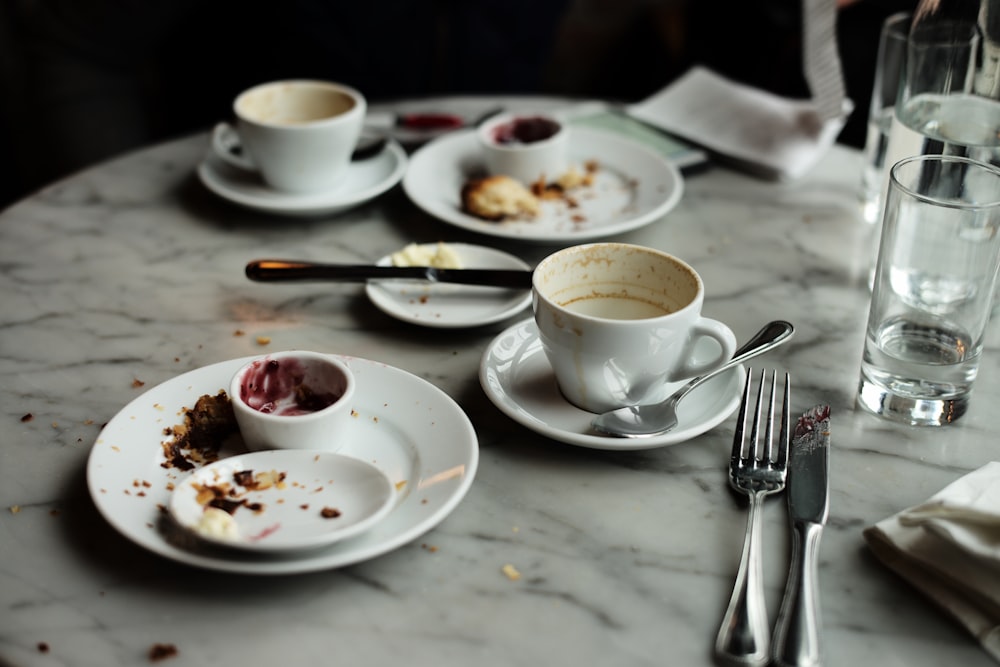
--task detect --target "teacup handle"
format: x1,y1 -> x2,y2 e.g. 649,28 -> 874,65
211,122 -> 256,171
668,318 -> 737,382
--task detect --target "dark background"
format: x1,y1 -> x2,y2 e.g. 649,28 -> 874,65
0,0 -> 915,211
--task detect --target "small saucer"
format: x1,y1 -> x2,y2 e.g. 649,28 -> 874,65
479,319 -> 745,450
197,127 -> 407,217
170,450 -> 395,552
365,243 -> 532,328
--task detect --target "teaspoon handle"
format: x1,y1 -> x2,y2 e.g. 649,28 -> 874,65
678,320 -> 794,400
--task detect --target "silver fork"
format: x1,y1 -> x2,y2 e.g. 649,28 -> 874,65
714,368 -> 790,667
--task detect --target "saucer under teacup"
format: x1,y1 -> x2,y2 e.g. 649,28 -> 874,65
197,125 -> 407,217
479,318 -> 744,450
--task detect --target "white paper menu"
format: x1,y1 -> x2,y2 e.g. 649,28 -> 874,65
627,66 -> 852,181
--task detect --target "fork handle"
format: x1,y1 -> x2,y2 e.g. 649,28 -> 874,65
771,520 -> 825,667
715,491 -> 770,667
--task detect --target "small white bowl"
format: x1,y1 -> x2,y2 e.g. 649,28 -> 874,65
477,112 -> 568,185
230,351 -> 355,452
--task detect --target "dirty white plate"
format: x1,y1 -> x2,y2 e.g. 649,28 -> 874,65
197,125 -> 407,217
169,450 -> 395,552
365,243 -> 532,328
403,127 -> 683,243
87,355 -> 478,574
479,319 -> 744,450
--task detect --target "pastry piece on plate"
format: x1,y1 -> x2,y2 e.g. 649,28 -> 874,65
461,175 -> 539,221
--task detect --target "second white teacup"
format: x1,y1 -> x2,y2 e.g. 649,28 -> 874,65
532,243 -> 736,414
216,80 -> 366,193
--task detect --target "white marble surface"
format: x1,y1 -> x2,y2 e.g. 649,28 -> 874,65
2,96 -> 1000,667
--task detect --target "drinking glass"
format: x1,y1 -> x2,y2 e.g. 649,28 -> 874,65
858,154 -> 1000,426
861,12 -> 910,225
880,17 -> 982,193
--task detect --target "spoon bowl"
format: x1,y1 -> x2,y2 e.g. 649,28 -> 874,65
590,321 -> 794,438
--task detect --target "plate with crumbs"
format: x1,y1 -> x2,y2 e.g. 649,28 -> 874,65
87,354 -> 478,574
169,450 -> 396,552
402,127 -> 683,243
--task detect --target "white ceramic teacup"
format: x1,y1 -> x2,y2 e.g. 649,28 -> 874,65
477,112 -> 568,185
532,243 -> 736,414
213,80 -> 366,193
230,351 -> 356,452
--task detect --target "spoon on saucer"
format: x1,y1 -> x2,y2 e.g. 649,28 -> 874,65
591,320 -> 794,439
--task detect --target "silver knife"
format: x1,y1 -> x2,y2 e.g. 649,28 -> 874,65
772,404 -> 831,667
245,259 -> 533,289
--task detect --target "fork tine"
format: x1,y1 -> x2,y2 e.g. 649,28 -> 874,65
777,372 -> 791,467
732,368 -> 755,464
748,368 -> 767,463
761,369 -> 777,462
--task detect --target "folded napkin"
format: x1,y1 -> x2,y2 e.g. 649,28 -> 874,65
627,67 -> 852,181
864,462 -> 1000,663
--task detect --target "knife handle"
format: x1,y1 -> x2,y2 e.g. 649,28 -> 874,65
245,260 -> 410,283
772,521 -> 824,667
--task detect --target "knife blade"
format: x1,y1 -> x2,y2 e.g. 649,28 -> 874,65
245,259 -> 533,289
772,404 -> 831,667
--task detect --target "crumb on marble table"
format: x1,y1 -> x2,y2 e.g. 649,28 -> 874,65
148,643 -> 178,661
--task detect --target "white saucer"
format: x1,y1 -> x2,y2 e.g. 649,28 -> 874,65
197,130 -> 407,218
403,127 -> 683,243
169,450 -> 396,552
479,319 -> 745,450
365,243 -> 532,328
87,355 -> 478,574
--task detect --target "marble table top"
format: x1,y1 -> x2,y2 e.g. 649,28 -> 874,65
2,96 -> 998,667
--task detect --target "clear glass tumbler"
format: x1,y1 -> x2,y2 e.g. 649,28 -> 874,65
858,154 -> 1000,425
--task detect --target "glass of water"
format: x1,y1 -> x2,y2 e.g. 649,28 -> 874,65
861,12 -> 910,225
858,154 -> 1000,425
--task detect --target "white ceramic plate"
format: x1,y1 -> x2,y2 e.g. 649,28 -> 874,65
169,450 -> 395,552
403,127 -> 683,243
479,319 -> 744,450
365,243 -> 532,328
197,129 -> 407,217
87,355 -> 478,574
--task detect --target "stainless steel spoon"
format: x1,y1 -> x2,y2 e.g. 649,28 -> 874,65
590,320 -> 794,438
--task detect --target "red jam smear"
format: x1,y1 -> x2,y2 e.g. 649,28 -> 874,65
491,116 -> 560,145
239,358 -> 341,416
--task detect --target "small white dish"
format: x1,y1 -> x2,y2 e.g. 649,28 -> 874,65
403,127 -> 683,243
197,124 -> 407,217
365,242 -> 532,328
478,112 -> 567,184
86,354 -> 478,574
230,351 -> 355,452
479,318 -> 745,450
170,450 -> 395,552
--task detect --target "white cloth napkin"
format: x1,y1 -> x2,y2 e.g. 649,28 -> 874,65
625,0 -> 851,181
864,462 -> 1000,663
626,67 -> 851,181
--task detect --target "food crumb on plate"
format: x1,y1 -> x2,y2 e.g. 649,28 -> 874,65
501,563 -> 521,581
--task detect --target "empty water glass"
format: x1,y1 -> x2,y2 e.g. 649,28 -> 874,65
858,154 -> 1000,426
